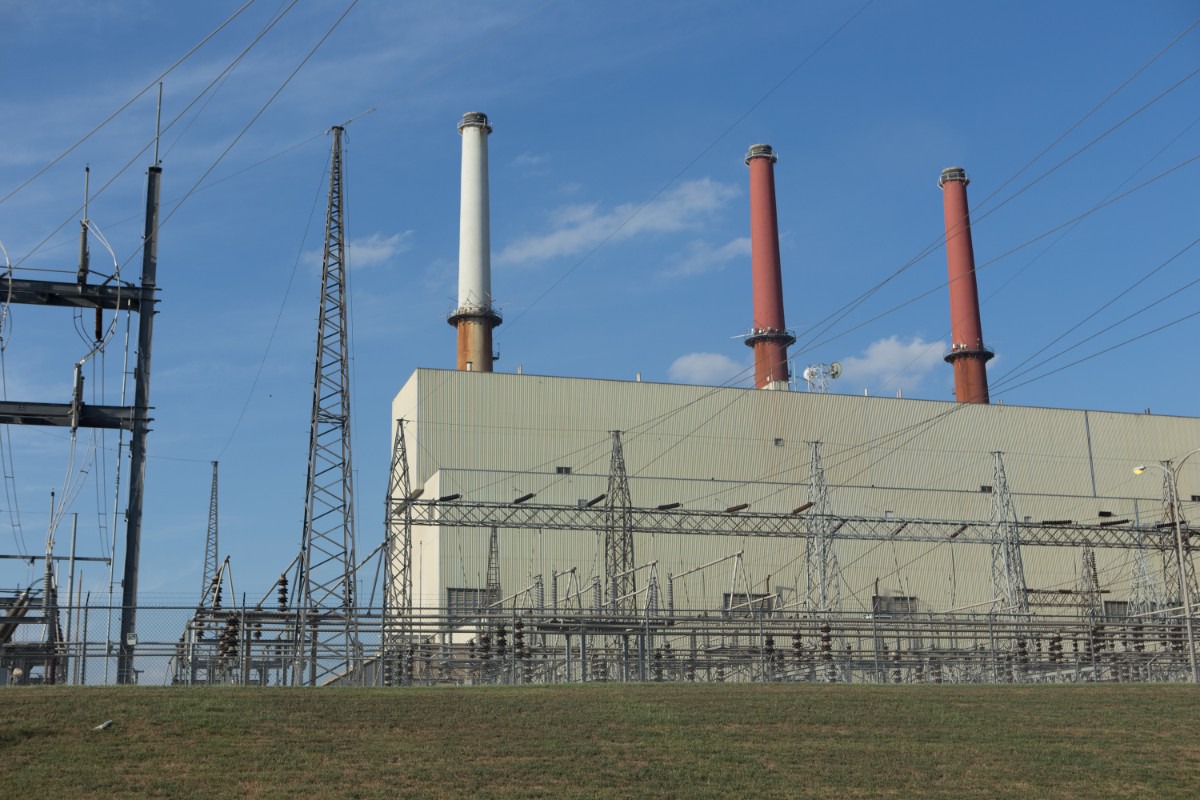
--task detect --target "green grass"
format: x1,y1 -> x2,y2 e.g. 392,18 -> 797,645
2,684 -> 1197,798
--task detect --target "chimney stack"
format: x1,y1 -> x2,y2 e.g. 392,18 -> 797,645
939,166 -> 992,403
449,111 -> 501,371
744,144 -> 794,390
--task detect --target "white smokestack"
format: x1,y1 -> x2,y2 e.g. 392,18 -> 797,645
449,112 -> 501,372
458,111 -> 492,311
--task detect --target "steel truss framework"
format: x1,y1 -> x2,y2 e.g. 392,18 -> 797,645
405,500 -> 1196,551
381,420 -> 414,685
604,431 -> 635,613
200,462 -> 220,608
804,441 -> 840,612
296,126 -> 359,686
163,491 -> 1199,686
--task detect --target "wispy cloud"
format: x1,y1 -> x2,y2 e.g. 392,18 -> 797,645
668,352 -> 750,386
350,231 -> 413,269
303,231 -> 413,271
513,151 -> 550,169
839,335 -> 947,394
497,178 -> 739,266
661,237 -> 749,278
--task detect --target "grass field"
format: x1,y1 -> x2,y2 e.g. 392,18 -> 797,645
2,684 -> 1198,798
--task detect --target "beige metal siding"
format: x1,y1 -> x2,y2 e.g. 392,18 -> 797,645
394,369 -> 1200,615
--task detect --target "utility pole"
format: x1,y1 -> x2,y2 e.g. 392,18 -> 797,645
116,113 -> 164,684
296,126 -> 359,685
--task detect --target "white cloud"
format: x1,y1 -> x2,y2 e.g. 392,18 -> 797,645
838,335 -> 947,395
350,231 -> 413,269
303,231 -> 413,271
513,151 -> 550,168
496,178 -> 739,266
661,237 -> 750,278
668,352 -> 750,386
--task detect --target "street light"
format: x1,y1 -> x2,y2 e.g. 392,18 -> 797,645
1134,455 -> 1200,683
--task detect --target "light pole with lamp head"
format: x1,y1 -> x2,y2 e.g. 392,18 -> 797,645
1134,455 -> 1200,683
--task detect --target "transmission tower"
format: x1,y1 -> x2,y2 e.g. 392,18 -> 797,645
604,430 -> 635,614
296,126 -> 359,685
1155,462 -> 1199,609
1128,526 -> 1163,617
485,526 -> 501,611
199,461 -> 219,607
1080,546 -> 1102,624
382,419 -> 413,685
804,441 -> 841,612
989,452 -> 1028,614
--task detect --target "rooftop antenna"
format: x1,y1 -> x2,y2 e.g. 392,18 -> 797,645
801,362 -> 841,393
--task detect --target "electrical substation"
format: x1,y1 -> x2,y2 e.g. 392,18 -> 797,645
4,110 -> 1200,688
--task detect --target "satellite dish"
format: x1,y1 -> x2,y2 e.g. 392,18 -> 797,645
829,362 -> 842,380
801,367 -> 814,383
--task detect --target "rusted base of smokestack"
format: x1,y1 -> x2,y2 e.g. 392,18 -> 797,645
745,327 -> 796,389
944,346 -> 993,403
448,308 -> 502,372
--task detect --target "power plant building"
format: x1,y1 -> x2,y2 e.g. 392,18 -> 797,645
378,113 -> 1200,684
393,369 -> 1199,619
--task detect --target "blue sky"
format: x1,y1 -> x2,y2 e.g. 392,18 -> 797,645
1,1 -> 1198,604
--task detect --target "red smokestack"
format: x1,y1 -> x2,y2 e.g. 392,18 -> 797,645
744,144 -> 794,390
939,166 -> 993,403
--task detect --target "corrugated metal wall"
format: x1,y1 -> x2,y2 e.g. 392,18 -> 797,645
394,369 -> 1200,613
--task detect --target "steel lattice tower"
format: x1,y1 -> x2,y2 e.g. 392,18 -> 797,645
604,430 -> 635,614
804,441 -> 841,612
1080,546 -> 1102,624
1156,462 -> 1199,608
989,452 -> 1028,614
382,419 -> 413,685
485,526 -> 501,610
296,126 -> 359,685
1128,526 -> 1163,617
200,461 -> 219,607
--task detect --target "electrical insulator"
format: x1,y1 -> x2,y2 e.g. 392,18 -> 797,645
277,574 -> 288,611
